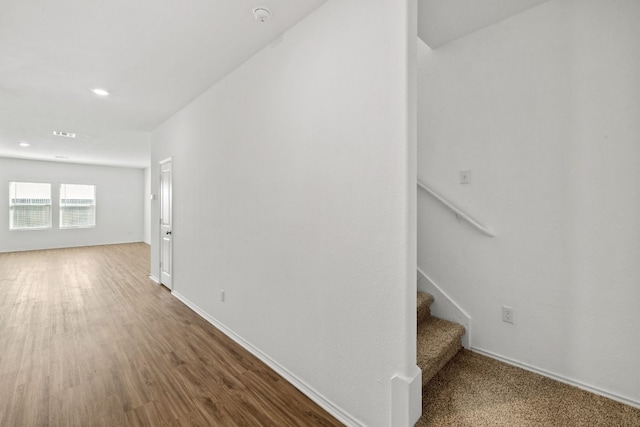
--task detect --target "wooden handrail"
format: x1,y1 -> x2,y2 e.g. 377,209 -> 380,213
417,180 -> 495,237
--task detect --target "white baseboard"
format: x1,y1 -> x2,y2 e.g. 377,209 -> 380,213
417,267 -> 471,348
471,347 -> 640,410
148,275 -> 160,284
171,291 -> 364,427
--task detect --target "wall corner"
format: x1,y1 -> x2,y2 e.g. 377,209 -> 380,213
391,365 -> 422,426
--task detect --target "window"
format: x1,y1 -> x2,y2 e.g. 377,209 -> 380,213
9,182 -> 52,230
60,184 -> 96,228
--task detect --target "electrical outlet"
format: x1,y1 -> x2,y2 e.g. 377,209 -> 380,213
460,169 -> 471,184
220,290 -> 225,302
502,306 -> 514,324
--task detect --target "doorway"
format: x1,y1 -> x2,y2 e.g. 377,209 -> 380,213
159,158 -> 172,289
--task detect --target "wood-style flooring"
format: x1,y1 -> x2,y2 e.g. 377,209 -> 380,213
0,243 -> 342,426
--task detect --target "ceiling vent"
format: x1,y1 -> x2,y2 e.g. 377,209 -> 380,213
53,130 -> 76,138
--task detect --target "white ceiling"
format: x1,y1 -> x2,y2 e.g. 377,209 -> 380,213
1,0 -> 551,169
418,0 -> 550,48
0,0 -> 326,168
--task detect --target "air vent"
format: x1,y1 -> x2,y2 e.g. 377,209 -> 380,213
53,130 -> 76,138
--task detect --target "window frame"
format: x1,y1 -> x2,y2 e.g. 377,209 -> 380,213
9,181 -> 53,231
59,183 -> 97,229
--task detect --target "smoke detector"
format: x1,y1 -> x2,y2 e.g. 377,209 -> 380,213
253,7 -> 271,23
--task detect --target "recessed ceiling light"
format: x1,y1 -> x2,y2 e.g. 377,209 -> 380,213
18,142 -> 31,147
53,130 -> 76,138
92,88 -> 110,96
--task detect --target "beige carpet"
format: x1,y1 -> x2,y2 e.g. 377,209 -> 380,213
417,292 -> 466,387
417,317 -> 465,386
417,350 -> 640,426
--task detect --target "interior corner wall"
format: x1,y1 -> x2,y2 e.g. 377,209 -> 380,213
417,0 -> 640,405
0,157 -> 145,253
150,1 -> 415,425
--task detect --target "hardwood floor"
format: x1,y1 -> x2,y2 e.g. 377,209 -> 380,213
0,243 -> 342,426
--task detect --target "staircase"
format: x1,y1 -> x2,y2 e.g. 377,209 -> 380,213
417,291 -> 465,386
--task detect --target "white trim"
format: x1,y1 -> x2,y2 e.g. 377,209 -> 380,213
148,275 -> 160,284
171,291 -> 365,427
471,347 -> 640,410
391,366 -> 422,426
417,179 -> 495,237
159,157 -> 173,290
417,267 -> 471,348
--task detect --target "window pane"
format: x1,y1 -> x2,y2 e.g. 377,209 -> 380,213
60,184 -> 96,228
9,182 -> 52,230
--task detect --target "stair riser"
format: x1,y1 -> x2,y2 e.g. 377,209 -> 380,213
417,305 -> 431,325
422,341 -> 462,387
416,292 -> 465,387
417,292 -> 434,324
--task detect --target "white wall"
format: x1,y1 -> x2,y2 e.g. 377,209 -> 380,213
151,1 -> 417,425
143,166 -> 151,244
0,157 -> 145,252
418,0 -> 640,406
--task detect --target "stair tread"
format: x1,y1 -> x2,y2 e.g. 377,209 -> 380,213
417,316 -> 465,386
417,292 -> 434,324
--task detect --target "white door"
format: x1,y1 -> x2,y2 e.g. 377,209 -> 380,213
160,159 -> 173,289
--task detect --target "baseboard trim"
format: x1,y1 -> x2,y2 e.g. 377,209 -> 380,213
471,347 -> 640,410
0,240 -> 146,254
148,275 -> 160,284
171,291 -> 364,427
417,267 -> 471,348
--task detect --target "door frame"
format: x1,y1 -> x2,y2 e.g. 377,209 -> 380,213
159,157 -> 173,290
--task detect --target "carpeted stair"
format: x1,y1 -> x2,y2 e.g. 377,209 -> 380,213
417,291 -> 465,386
